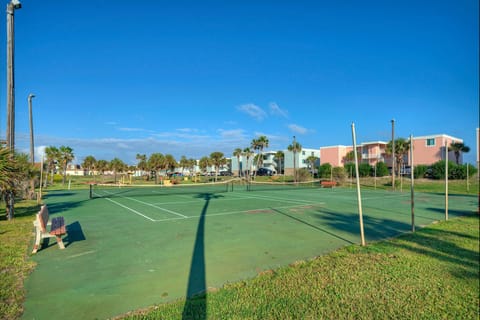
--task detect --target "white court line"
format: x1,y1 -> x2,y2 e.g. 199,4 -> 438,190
153,202 -> 326,223
123,196 -> 187,218
104,197 -> 157,222
95,190 -> 187,219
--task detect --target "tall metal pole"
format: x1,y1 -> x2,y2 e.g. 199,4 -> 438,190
6,2 -> 17,152
391,119 -> 395,191
28,93 -> 35,164
445,141 -> 449,220
293,135 -> 297,183
352,123 -> 366,246
5,0 -> 21,221
410,134 -> 415,232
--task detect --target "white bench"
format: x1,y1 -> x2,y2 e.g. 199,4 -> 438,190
32,205 -> 67,254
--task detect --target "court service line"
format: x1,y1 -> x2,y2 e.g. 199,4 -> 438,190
104,197 -> 157,222
153,202 -> 326,223
123,196 -> 188,218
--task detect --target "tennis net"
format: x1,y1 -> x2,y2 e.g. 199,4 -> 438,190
247,180 -> 321,191
90,181 -> 232,199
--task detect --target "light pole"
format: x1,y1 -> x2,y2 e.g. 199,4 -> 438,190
5,0 -> 21,221
6,0 -> 21,152
28,93 -> 35,164
293,136 -> 297,183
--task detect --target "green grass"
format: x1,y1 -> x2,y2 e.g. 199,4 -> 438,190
119,213 -> 479,320
0,202 -> 38,320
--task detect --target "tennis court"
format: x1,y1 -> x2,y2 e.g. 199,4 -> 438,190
22,182 -> 477,319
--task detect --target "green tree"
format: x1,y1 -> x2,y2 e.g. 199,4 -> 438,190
199,156 -> 211,175
319,163 -> 332,179
386,138 -> 410,176
136,154 -> 148,173
82,155 -> 97,178
306,155 -> 318,177
251,135 -> 269,178
448,142 -> 470,165
275,150 -> 284,175
0,147 -> 16,220
233,148 -> 243,177
58,146 -> 74,185
179,156 -> 189,175
242,147 -> 254,180
288,139 -> 302,182
44,146 -> 60,185
96,160 -> 109,182
164,154 -> 177,176
148,153 -> 165,184
110,158 -> 125,184
210,151 -> 226,182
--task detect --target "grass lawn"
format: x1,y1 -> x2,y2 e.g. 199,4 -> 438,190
0,178 -> 478,319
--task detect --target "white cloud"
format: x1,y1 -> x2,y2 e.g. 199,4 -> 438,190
269,102 -> 288,118
118,127 -> 147,132
288,124 -> 308,134
237,103 -> 267,121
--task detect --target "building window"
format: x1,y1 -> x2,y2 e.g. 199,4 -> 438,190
426,138 -> 435,146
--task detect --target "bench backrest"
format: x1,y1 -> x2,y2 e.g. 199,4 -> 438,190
36,205 -> 50,233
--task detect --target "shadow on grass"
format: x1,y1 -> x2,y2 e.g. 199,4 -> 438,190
182,193 -> 223,320
390,215 -> 479,279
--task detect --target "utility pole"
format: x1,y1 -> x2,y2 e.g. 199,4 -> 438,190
28,93 -> 35,163
5,0 -> 22,220
391,119 -> 395,191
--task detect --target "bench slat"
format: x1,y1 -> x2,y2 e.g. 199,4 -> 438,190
50,217 -> 66,236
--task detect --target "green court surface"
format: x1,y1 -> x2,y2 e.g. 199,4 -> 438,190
22,185 -> 477,319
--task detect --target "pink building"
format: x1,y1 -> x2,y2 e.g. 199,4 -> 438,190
410,134 -> 462,165
320,134 -> 464,167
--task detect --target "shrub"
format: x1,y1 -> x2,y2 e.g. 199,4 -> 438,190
375,162 -> 389,177
358,163 -> 372,177
413,165 -> 428,179
344,163 -> 355,178
332,167 -> 346,184
297,168 -> 312,182
319,163 -> 332,179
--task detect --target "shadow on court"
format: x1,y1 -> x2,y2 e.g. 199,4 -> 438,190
182,193 -> 223,320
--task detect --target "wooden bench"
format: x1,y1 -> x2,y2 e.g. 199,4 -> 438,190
32,205 -> 67,254
321,181 -> 337,188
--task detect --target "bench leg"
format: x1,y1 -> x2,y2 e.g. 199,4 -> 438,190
56,236 -> 65,249
32,230 -> 42,254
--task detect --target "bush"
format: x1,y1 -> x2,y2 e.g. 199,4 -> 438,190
414,165 -> 428,179
332,167 -> 346,184
428,161 -> 477,180
319,163 -> 332,179
297,168 -> 312,182
358,163 -> 372,177
375,162 -> 389,177
344,163 -> 355,178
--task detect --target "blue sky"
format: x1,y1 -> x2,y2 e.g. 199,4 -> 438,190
0,0 -> 478,165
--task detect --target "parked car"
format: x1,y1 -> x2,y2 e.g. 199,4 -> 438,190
219,171 -> 232,176
256,168 -> 274,176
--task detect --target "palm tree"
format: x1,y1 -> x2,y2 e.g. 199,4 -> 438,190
242,147 -> 254,180
343,150 -> 356,164
44,146 -> 60,185
210,151 -> 226,182
288,139 -> 302,182
82,155 -> 97,178
179,155 -> 189,175
199,156 -> 211,175
58,146 -> 74,185
0,147 -> 15,220
188,158 -> 197,177
110,157 -> 125,184
233,148 -> 243,177
96,160 -> 109,182
164,154 -> 178,177
148,153 -> 165,184
136,153 -> 148,175
386,138 -> 410,176
306,155 -> 319,178
251,135 -> 269,178
448,142 -> 470,164
275,150 -> 284,174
